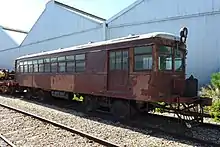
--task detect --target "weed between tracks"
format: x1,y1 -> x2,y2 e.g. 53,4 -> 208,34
200,72 -> 220,122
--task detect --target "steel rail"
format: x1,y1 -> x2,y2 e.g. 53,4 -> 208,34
1,95 -> 219,146
134,122 -> 220,147
0,134 -> 16,147
0,103 -> 119,147
131,113 -> 220,147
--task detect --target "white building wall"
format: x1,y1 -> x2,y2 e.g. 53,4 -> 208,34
19,1 -> 103,55
0,28 -> 18,51
107,0 -> 220,86
0,27 -> 18,70
2,1 -> 104,70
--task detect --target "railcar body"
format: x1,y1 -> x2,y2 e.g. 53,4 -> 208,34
0,69 -> 18,94
14,27 -> 212,121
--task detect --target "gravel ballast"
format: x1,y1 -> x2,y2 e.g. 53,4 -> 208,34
0,96 -> 208,147
0,106 -> 102,147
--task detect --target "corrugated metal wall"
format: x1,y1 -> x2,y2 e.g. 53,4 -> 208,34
1,1 -> 104,70
107,0 -> 220,86
19,2 -> 104,55
0,27 -> 18,70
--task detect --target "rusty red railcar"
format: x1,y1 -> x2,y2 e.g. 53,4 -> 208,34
0,70 -> 18,94
14,27 -> 212,123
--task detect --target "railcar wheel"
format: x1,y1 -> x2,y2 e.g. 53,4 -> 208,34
37,90 -> 52,102
36,90 -> 44,101
0,86 -> 8,94
8,87 -> 15,95
43,91 -> 53,102
83,96 -> 97,113
111,100 -> 134,120
24,88 -> 32,99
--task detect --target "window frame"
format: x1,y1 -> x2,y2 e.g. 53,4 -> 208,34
174,47 -> 185,72
75,54 -> 86,72
33,60 -> 38,73
158,45 -> 173,71
109,49 -> 129,71
157,44 -> 186,72
17,53 -> 86,74
133,45 -> 153,72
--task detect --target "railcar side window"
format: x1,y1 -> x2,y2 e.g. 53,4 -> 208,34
66,55 -> 75,72
44,63 -> 50,72
58,56 -> 65,61
115,51 -> 122,69
58,62 -> 66,72
109,50 -> 128,70
51,63 -> 57,73
134,46 -> 152,71
44,58 -> 51,72
58,56 -> 66,72
122,51 -> 128,70
75,54 -> 85,60
158,46 -> 172,70
75,54 -> 85,72
76,62 -> 85,72
51,57 -> 57,62
51,57 -> 57,73
66,62 -> 75,72
38,59 -> 44,72
174,48 -> 184,71
33,60 -> 38,72
19,53 -> 86,73
19,62 -> 24,73
66,55 -> 75,60
24,61 -> 28,73
28,61 -> 33,73
109,52 -> 116,70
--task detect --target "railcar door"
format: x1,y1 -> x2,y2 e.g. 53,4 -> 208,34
107,49 -> 129,92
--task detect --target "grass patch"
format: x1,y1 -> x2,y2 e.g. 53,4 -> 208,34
200,72 -> 220,122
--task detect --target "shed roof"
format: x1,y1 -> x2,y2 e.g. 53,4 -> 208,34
54,1 -> 106,23
17,32 -> 180,60
106,0 -> 144,23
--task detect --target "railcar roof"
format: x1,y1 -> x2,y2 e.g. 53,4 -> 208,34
17,32 -> 180,60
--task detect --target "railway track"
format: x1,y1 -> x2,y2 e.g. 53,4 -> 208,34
0,103 -> 119,147
129,114 -> 220,147
39,99 -> 220,147
24,98 -> 220,146
0,133 -> 16,147
1,94 -> 220,147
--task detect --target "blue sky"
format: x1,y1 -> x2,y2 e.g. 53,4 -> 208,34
0,0 -> 137,44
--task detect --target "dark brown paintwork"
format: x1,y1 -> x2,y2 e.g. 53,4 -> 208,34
15,36 -> 208,104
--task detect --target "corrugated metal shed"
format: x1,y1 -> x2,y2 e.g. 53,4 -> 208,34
107,0 -> 220,86
0,26 -> 19,70
18,1 -> 106,55
1,0 -> 106,70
